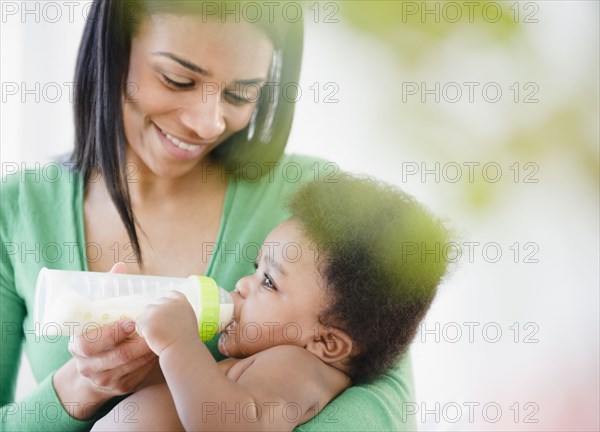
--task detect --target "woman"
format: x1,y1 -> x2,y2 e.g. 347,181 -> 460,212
0,1 -> 416,430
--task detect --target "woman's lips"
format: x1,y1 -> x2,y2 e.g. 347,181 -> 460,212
154,123 -> 206,160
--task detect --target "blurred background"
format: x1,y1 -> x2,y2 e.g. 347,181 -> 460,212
1,1 -> 598,430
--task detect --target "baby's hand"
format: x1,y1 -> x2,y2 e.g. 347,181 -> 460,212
136,291 -> 199,356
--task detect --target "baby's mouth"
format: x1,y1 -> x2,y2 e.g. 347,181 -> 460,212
218,319 -> 238,356
221,318 -> 238,335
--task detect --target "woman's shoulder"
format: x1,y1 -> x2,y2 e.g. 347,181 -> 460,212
276,153 -> 338,180
1,162 -> 82,228
226,154 -> 338,215
278,153 -> 330,166
1,161 -> 81,195
234,153 -> 338,190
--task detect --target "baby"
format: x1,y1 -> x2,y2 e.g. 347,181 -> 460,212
93,173 -> 450,431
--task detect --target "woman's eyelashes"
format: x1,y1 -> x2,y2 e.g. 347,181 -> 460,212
161,74 -> 194,89
161,74 -> 253,105
224,92 -> 253,106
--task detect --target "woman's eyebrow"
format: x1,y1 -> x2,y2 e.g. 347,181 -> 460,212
153,51 -> 211,77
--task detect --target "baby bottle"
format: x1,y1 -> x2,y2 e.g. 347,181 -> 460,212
34,267 -> 234,341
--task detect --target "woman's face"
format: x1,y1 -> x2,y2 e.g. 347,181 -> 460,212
123,15 -> 274,178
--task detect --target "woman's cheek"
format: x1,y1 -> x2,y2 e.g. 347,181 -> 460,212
136,82 -> 178,113
226,105 -> 256,133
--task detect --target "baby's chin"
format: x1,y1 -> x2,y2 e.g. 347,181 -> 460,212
218,331 -> 244,358
218,318 -> 243,358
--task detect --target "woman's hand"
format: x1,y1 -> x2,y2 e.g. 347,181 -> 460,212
136,291 -> 199,356
52,263 -> 158,420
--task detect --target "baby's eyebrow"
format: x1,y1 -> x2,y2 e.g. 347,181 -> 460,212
262,254 -> 287,277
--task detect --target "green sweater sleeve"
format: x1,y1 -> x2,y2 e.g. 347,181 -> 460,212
1,167 -> 96,431
297,355 -> 416,431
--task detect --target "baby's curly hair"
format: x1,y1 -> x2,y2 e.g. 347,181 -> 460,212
286,173 -> 450,384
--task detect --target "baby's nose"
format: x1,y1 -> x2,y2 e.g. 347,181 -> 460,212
233,277 -> 250,298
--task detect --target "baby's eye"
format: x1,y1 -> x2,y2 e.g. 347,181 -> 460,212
262,274 -> 276,291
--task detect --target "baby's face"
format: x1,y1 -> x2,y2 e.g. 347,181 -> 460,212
218,219 -> 328,358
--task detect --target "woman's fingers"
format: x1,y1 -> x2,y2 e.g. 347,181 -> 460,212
75,338 -> 156,377
80,354 -> 158,394
69,319 -> 139,357
68,319 -> 158,395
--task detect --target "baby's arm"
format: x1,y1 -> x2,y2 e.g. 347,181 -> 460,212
92,359 -> 239,431
92,384 -> 182,431
163,344 -> 347,431
129,292 -> 349,431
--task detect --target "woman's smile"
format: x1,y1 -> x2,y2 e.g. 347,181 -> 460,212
153,123 -> 206,160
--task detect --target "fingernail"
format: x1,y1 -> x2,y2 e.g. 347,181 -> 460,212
121,320 -> 136,333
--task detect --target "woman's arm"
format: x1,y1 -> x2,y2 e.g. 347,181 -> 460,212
296,354 -> 418,431
52,263 -> 159,420
0,258 -> 157,430
52,323 -> 158,420
0,239 -> 98,430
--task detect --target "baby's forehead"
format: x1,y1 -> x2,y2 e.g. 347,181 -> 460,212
259,219 -> 321,263
259,221 -> 328,293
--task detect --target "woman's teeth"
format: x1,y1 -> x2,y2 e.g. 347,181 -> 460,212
164,132 -> 198,152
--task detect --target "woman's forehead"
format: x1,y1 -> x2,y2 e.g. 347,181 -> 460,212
136,14 -> 274,79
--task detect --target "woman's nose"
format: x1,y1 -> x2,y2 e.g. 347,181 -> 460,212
180,88 -> 226,142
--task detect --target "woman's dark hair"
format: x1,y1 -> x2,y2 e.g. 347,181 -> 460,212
287,174 -> 451,384
72,0 -> 304,263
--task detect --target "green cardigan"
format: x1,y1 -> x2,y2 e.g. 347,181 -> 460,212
0,154 -> 416,431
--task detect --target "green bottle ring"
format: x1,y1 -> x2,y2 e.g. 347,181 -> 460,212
194,276 -> 220,342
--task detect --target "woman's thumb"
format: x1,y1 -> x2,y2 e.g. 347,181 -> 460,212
109,262 -> 128,274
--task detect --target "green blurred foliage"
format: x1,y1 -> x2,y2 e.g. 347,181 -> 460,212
340,0 -> 520,63
335,0 -> 599,209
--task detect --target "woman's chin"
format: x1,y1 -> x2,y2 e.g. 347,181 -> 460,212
141,156 -> 202,181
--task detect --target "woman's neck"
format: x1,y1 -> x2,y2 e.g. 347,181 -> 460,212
85,153 -> 226,210
125,152 -> 225,205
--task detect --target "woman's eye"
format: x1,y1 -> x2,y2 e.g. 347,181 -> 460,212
224,92 -> 252,106
162,74 -> 194,89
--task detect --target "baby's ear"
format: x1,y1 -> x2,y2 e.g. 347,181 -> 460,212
306,325 -> 353,365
